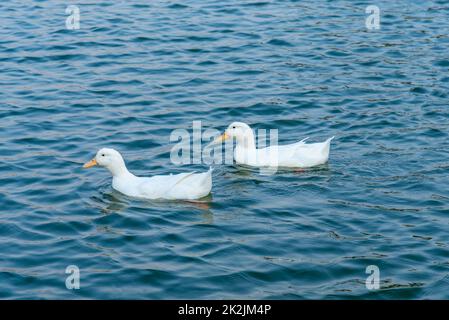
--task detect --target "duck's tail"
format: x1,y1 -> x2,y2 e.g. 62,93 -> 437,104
292,137 -> 309,147
322,136 -> 335,156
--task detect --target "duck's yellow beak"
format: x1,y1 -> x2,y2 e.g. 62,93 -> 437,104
214,132 -> 230,144
83,158 -> 98,169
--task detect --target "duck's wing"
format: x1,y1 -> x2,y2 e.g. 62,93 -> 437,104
257,136 -> 334,167
258,138 -> 309,160
136,169 -> 213,200
298,136 -> 334,153
167,168 -> 213,199
169,171 -> 197,188
289,136 -> 335,166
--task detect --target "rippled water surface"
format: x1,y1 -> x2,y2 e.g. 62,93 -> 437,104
1,0 -> 449,299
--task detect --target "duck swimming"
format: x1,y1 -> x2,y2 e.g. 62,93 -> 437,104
214,122 -> 334,168
83,148 -> 212,200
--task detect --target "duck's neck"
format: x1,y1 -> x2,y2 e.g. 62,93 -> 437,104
236,130 -> 257,150
107,159 -> 135,179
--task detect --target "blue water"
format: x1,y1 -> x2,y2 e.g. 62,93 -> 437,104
1,0 -> 449,299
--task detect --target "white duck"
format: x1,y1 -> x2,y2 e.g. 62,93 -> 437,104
214,122 -> 334,168
83,148 -> 212,200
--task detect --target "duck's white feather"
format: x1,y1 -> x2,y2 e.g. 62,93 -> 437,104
225,122 -> 334,168
86,148 -> 212,200
113,168 -> 213,200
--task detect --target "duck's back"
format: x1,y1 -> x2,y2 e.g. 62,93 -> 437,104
247,137 -> 333,167
116,170 -> 212,200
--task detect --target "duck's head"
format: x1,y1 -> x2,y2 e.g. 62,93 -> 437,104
83,148 -> 127,176
215,122 -> 254,147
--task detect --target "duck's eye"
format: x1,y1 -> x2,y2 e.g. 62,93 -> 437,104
101,154 -> 105,157
232,126 -> 236,129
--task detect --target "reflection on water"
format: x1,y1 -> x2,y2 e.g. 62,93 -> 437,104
101,191 -> 129,215
98,188 -> 214,222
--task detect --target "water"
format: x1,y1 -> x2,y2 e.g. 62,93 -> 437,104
1,0 -> 449,299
